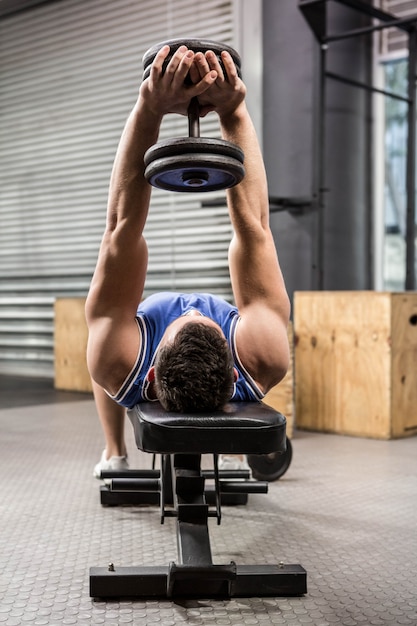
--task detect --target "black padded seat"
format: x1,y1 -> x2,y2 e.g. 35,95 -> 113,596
128,401 -> 287,455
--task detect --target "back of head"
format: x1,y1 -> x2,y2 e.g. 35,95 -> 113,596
154,323 -> 235,412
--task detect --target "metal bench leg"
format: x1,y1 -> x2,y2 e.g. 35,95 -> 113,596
90,453 -> 306,598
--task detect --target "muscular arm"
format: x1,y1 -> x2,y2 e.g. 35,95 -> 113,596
222,104 -> 290,391
196,50 -> 290,392
85,100 -> 161,393
86,45 -> 217,393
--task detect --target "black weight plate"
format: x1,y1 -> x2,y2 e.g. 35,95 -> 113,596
144,138 -> 244,168
144,153 -> 245,192
247,437 -> 293,482
142,38 -> 242,81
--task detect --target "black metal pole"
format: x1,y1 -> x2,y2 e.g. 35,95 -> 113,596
326,71 -> 412,102
333,0 -> 411,31
313,43 -> 327,289
325,15 -> 417,44
300,0 -> 413,32
405,29 -> 417,290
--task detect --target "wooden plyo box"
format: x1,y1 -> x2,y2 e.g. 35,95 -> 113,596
294,291 -> 417,439
54,298 -> 93,393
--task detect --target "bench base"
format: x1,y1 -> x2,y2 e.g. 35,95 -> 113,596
90,563 -> 307,598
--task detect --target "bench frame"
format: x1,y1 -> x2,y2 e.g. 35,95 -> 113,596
89,403 -> 307,599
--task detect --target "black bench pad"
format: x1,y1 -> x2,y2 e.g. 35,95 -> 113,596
127,402 -> 287,455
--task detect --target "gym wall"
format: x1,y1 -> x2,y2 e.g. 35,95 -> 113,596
0,0 -> 247,378
1,0 -> 410,379
262,0 -> 374,295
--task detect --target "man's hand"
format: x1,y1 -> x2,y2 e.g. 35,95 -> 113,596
139,45 -> 218,117
189,50 -> 246,119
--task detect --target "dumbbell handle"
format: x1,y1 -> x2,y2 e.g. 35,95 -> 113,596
188,97 -> 200,138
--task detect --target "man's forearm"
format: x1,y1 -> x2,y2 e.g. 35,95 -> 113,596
219,103 -> 269,232
106,98 -> 163,231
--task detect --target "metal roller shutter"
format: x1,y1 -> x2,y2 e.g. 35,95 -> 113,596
380,0 -> 417,54
0,0 -> 237,377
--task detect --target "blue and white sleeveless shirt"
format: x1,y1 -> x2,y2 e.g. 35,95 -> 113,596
111,292 -> 264,408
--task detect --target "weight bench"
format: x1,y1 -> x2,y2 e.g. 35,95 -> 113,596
89,401 -> 307,599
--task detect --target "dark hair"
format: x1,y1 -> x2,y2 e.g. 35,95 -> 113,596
154,322 -> 235,413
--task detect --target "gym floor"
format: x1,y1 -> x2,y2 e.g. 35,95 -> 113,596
1,375 -> 416,626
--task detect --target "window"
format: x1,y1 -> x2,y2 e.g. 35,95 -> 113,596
382,58 -> 411,290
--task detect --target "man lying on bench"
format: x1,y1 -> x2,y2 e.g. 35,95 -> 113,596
85,43 -> 291,472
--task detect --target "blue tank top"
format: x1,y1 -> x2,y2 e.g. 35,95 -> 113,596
111,292 -> 264,408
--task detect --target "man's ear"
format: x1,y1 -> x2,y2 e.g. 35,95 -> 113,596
233,367 -> 239,382
147,366 -> 156,382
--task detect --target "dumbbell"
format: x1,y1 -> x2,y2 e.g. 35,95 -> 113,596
247,438 -> 293,482
142,38 -> 245,193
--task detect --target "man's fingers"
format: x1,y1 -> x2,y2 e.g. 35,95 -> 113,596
149,46 -> 238,90
194,51 -> 210,79
149,44 -> 170,82
189,71 -> 218,98
221,51 -> 239,85
145,44 -> 239,115
165,45 -> 190,82
188,60 -> 200,84
205,50 -> 224,82
171,49 -> 196,89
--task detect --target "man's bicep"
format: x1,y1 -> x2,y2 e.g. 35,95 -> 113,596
86,315 -> 141,396
236,308 -> 290,393
229,231 -> 290,317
